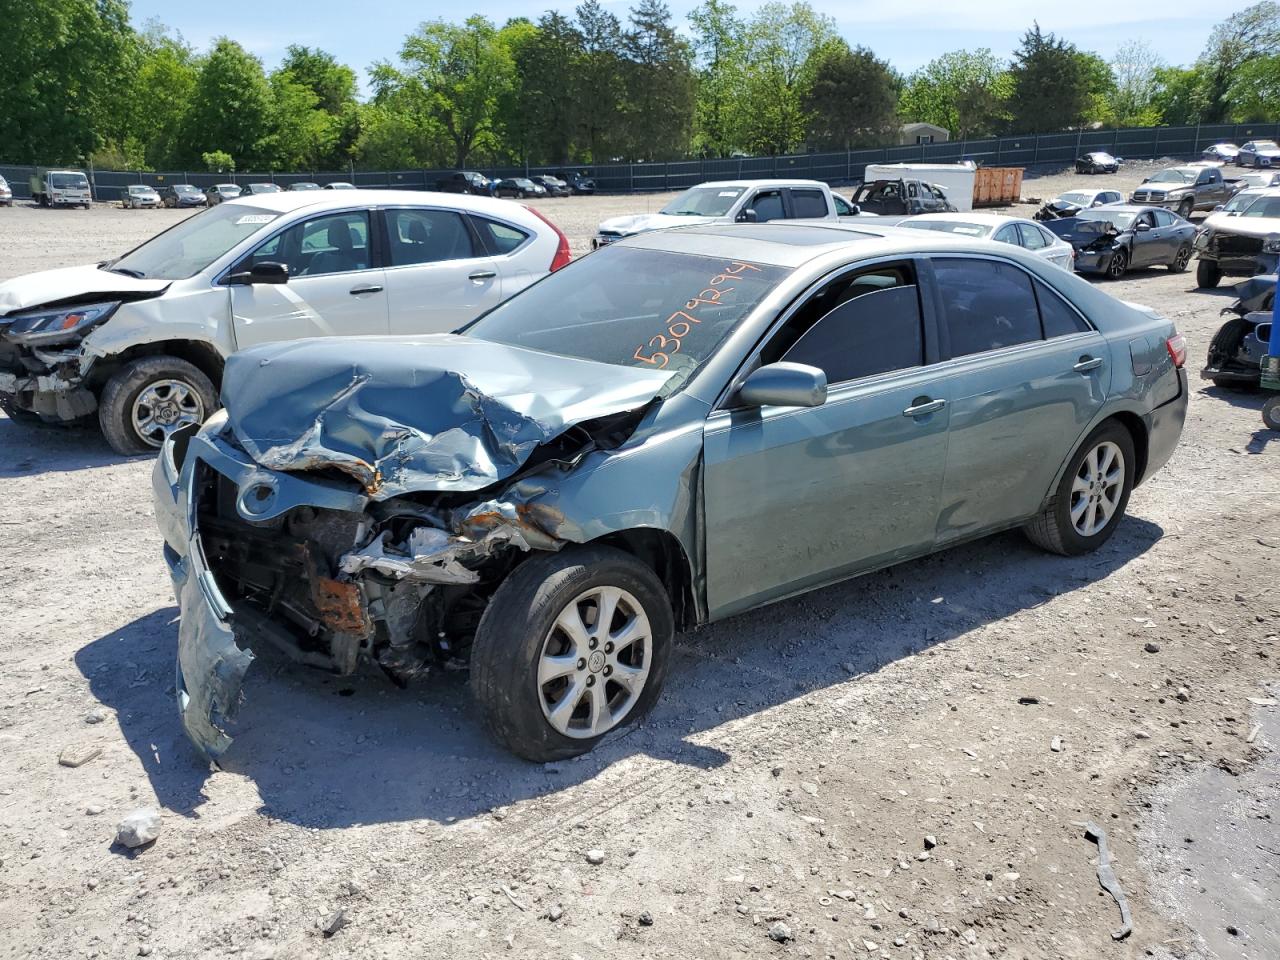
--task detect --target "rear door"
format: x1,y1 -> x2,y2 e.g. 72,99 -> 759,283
786,187 -> 831,220
381,207 -> 505,334
926,255 -> 1108,544
230,209 -> 389,349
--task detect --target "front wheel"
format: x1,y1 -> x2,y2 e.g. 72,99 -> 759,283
1196,259 -> 1222,288
98,356 -> 217,455
1170,245 -> 1192,272
470,544 -> 674,762
1178,198 -> 1194,219
1106,248 -> 1128,279
1024,422 -> 1136,556
1264,395 -> 1280,431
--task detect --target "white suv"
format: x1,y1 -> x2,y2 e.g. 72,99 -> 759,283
0,190 -> 572,453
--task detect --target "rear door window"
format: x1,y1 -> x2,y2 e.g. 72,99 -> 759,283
789,189 -> 828,219
1018,223 -> 1049,249
932,257 -> 1042,357
750,190 -> 785,222
385,209 -> 474,266
1035,281 -> 1091,338
471,216 -> 530,255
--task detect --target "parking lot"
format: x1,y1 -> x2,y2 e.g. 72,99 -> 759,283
1,165 -> 1278,960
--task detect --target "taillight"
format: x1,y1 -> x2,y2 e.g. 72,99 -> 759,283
1166,332 -> 1187,368
525,205 -> 573,272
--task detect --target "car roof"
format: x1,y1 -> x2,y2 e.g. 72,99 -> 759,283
899,212 -> 1034,228
214,188 -> 545,218
689,179 -> 828,189
1082,204 -> 1152,214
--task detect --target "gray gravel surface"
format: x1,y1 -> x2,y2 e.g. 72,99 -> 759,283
0,164 -> 1276,959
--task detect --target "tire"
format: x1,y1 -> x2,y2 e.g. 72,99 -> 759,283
1170,244 -> 1192,272
1196,259 -> 1222,288
1264,395 -> 1280,431
1212,377 -> 1256,391
1024,421 -> 1136,556
470,543 -> 674,762
97,355 -> 216,455
1178,198 -> 1194,219
1105,248 -> 1128,279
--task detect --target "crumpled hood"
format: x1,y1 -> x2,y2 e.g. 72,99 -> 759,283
599,212 -> 714,235
220,334 -> 674,499
1203,216 -> 1280,240
0,263 -> 169,317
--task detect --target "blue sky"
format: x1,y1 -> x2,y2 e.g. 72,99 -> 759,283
130,0 -> 1244,85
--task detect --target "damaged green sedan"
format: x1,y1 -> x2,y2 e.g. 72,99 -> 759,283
154,222 -> 1188,761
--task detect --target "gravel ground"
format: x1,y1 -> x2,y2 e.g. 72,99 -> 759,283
0,164 -> 1277,960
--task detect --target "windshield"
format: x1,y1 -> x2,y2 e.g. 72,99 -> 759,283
1240,196 -> 1280,218
110,204 -> 280,280
1077,210 -> 1135,230
1253,141 -> 1279,150
1148,170 -> 1194,184
1223,192 -> 1261,213
465,246 -> 790,383
1058,192 -> 1092,204
50,173 -> 89,189
175,185 -> 197,192
660,186 -> 745,217
902,219 -> 992,238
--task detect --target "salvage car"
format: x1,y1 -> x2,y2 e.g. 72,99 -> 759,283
898,213 -> 1076,270
1202,143 -> 1241,163
0,175 -> 12,207
849,178 -> 956,216
556,170 -> 596,194
1075,152 -> 1120,175
1201,274 -> 1274,389
1193,191 -> 1280,287
533,175 -> 571,197
152,221 -> 1189,762
0,190 -> 571,452
1233,171 -> 1280,190
436,172 -> 492,196
121,185 -> 161,209
160,184 -> 207,209
241,183 -> 282,197
324,182 -> 357,190
287,182 -> 323,191
1044,206 -> 1196,279
1129,165 -> 1236,219
1238,140 -> 1280,167
494,178 -> 545,199
1034,189 -> 1124,221
205,184 -> 242,205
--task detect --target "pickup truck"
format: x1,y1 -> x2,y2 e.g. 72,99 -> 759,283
1129,165 -> 1236,218
848,178 -> 957,215
593,179 -> 858,248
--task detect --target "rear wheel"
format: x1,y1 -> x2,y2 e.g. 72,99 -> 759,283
98,356 -> 216,455
1196,259 -> 1222,288
1170,244 -> 1192,272
1264,395 -> 1280,431
470,544 -> 674,762
1106,248 -> 1128,279
1024,422 -> 1135,556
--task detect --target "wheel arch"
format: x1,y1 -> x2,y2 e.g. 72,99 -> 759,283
86,340 -> 225,394
1045,409 -> 1150,506
587,527 -> 699,632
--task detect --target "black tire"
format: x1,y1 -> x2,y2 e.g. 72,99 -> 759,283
1196,259 -> 1222,288
98,355 -> 217,456
1105,248 -> 1128,279
1178,198 -> 1194,219
470,544 -> 674,762
1024,421 -> 1136,556
1264,395 -> 1280,431
1170,244 -> 1192,272
1212,377 -> 1256,391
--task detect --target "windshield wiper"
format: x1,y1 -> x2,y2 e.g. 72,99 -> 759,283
106,266 -> 146,278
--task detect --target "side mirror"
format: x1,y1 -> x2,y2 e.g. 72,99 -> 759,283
228,261 -> 289,285
737,208 -> 759,223
1135,222 -> 1152,232
1141,177 -> 1150,183
737,362 -> 827,409
1213,204 -> 1225,212
848,203 -> 861,215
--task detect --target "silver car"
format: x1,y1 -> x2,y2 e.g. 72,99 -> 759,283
122,185 -> 161,209
154,223 -> 1188,762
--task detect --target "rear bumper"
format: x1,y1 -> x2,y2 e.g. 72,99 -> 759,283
1142,369 -> 1189,483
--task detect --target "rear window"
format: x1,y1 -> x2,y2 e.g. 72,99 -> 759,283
472,216 -> 530,254
465,246 -> 790,382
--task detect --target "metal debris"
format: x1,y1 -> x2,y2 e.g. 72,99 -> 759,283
1084,822 -> 1132,940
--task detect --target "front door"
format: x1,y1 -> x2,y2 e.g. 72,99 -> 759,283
230,209 -> 389,349
702,261 -> 950,618
1128,210 -> 1164,267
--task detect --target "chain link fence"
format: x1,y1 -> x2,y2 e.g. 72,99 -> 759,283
2,121 -> 1277,204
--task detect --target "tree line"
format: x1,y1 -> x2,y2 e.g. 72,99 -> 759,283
3,0 -> 1280,173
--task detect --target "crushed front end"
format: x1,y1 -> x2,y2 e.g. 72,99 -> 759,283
0,323 -> 100,422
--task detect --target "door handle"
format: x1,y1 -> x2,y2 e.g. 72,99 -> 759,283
1073,356 -> 1103,373
468,270 -> 497,281
349,284 -> 383,295
902,398 -> 946,418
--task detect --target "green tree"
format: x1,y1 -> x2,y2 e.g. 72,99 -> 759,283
1150,66 -> 1211,125
274,45 -> 359,167
1199,2 -> 1280,122
512,13 -> 583,164
803,41 -> 899,149
125,22 -> 199,169
277,45 -> 357,115
1007,24 -> 1092,133
688,0 -> 747,156
622,0 -> 696,160
201,150 -> 234,173
575,0 -> 627,161
1075,51 -> 1117,126
181,39 -> 274,168
1108,40 -> 1164,126
1226,54 -> 1280,119
266,72 -> 336,170
898,49 -> 1010,139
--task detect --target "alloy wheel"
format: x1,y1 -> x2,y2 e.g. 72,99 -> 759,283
130,379 -> 204,448
1107,250 -> 1127,278
1069,441 -> 1125,537
537,585 -> 652,739
1174,246 -> 1192,271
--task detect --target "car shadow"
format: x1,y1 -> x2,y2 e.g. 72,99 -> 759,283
1201,383 -> 1266,413
78,518 -> 1164,829
0,414 -> 143,474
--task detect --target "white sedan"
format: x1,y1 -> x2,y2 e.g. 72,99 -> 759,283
898,213 -> 1077,270
0,190 -> 573,453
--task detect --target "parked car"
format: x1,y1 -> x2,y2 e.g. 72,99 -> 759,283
242,183 -> 282,196
436,172 -> 492,195
594,180 -> 856,248
850,178 -> 956,216
899,214 -> 1076,270
324,182 -> 357,190
30,168 -> 91,207
1238,140 -> 1280,167
1075,152 -> 1120,175
160,184 -> 207,209
0,190 -> 571,452
1201,274 -> 1274,389
153,221 -> 1188,763
533,175 -> 570,197
122,185 -> 161,209
556,170 -> 596,194
205,184 -> 242,205
287,182 -> 322,191
1233,170 -> 1280,190
1034,188 -> 1125,221
1193,190 -> 1280,287
1129,165 -> 1236,219
1044,206 -> 1196,279
1202,143 -> 1241,163
494,178 -> 545,198
0,175 -> 12,207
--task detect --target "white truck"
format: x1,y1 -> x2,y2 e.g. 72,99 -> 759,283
593,179 -> 862,248
30,168 -> 92,208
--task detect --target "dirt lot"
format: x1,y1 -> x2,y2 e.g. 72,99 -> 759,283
1,166 -> 1277,960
